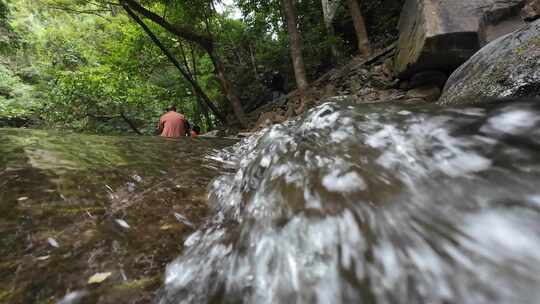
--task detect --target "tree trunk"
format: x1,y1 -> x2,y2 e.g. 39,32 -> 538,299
120,0 -> 248,128
321,0 -> 340,59
282,0 -> 309,92
178,42 -> 206,128
190,47 -> 214,130
248,44 -> 260,80
120,112 -> 142,135
197,97 -> 213,130
325,23 -> 340,60
122,4 -> 227,124
208,53 -> 248,128
346,0 -> 371,57
121,0 -> 213,50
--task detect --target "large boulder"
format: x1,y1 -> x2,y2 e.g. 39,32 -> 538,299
438,19 -> 540,105
394,0 -> 526,79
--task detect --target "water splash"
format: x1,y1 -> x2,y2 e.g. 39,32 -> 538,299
160,99 -> 540,304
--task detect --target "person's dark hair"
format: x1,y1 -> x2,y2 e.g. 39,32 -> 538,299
168,105 -> 177,112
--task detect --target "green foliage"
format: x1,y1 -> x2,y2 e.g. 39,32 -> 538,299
0,0 -> 9,25
3,1 -> 220,133
0,0 -> 13,53
0,64 -> 39,121
0,0 -> 402,133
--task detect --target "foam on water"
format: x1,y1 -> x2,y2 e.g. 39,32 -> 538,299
159,99 -> 540,304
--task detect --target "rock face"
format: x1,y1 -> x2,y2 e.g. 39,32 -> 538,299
523,0 -> 540,21
438,19 -> 540,105
394,0 -> 526,79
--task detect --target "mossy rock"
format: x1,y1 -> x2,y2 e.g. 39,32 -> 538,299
439,19 -> 540,105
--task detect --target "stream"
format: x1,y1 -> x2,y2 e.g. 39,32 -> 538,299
0,129 -> 234,303
160,98 -> 540,304
2,98 -> 540,303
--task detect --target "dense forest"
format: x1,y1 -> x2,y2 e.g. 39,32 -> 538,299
0,0 -> 402,134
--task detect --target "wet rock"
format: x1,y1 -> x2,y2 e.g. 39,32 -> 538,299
237,132 -> 254,138
409,71 -> 448,89
394,0 -> 526,79
254,112 -> 286,129
439,19 -> 540,105
399,81 -> 411,90
523,0 -> 540,21
407,86 -> 442,102
254,112 -> 274,129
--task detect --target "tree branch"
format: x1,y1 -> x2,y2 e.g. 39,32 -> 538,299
122,3 -> 227,124
120,112 -> 143,135
120,0 -> 214,52
45,4 -> 112,20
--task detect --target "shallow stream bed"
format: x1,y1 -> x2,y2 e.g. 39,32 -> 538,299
0,129 -> 234,303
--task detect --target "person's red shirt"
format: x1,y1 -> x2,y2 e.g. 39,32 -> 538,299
159,111 -> 186,138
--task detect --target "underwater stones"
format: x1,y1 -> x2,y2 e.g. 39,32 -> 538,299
394,0 -> 526,79
439,19 -> 540,105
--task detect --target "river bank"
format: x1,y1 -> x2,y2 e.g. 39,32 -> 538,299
238,2 -> 539,136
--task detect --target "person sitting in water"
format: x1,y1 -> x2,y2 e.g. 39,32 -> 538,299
158,106 -> 188,138
191,125 -> 201,138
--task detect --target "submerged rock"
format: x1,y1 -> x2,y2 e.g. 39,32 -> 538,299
394,0 -> 526,79
439,20 -> 540,105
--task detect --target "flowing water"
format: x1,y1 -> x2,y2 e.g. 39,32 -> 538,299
159,99 -> 540,304
2,99 -> 540,304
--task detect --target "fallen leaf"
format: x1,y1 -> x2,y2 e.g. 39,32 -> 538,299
88,272 -> 112,284
160,224 -> 173,230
